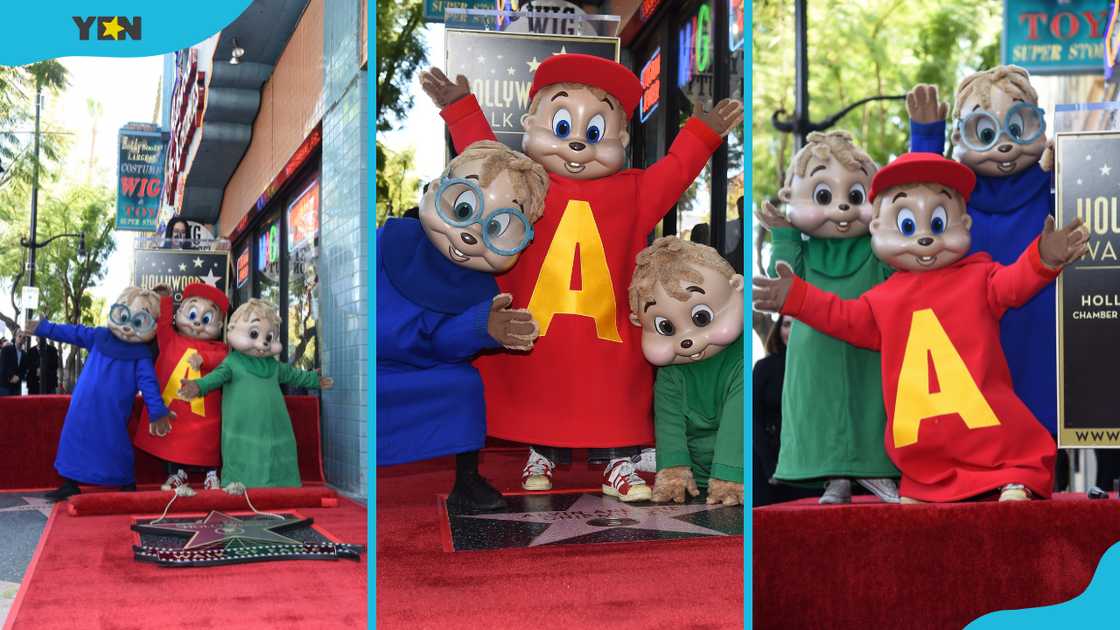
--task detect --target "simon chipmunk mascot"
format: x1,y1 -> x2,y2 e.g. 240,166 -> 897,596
906,66 -> 1059,437
628,237 -> 744,506
28,287 -> 173,501
377,141 -> 547,513
421,54 -> 743,501
133,282 -> 229,492
755,131 -> 899,504
179,299 -> 332,489
753,152 -> 1089,502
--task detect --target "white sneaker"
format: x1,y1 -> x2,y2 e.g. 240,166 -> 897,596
204,470 -> 221,490
857,478 -> 900,503
819,478 -> 852,505
633,448 -> 657,473
602,458 -> 652,502
999,483 -> 1030,501
521,448 -> 555,491
161,469 -> 188,492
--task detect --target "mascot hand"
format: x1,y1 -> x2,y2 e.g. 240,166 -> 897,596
706,478 -> 744,506
420,67 -> 471,108
187,353 -> 203,371
694,98 -> 744,138
23,319 -> 40,335
488,294 -> 539,351
178,379 -> 201,400
652,466 -> 700,504
149,412 -> 176,438
319,373 -> 334,389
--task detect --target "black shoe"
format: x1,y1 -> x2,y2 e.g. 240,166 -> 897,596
446,473 -> 508,514
44,480 -> 80,502
120,483 -> 137,492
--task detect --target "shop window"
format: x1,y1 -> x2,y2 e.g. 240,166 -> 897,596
286,177 -> 321,377
675,1 -> 715,243
233,242 -> 251,312
256,215 -> 282,307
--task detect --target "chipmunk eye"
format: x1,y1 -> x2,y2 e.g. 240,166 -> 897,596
654,317 -> 675,336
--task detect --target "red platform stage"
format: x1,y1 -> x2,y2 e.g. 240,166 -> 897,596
753,494 -> 1120,629
0,394 -> 325,490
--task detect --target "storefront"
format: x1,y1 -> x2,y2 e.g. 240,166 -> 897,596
161,0 -> 369,497
611,0 -> 745,257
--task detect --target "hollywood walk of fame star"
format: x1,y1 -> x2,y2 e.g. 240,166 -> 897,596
0,497 -> 54,518
200,269 -> 222,286
193,257 -> 204,268
133,511 -> 307,550
527,56 -> 541,72
1102,164 -> 1112,177
459,494 -> 732,547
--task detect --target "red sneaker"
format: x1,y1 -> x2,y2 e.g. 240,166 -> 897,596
521,448 -> 554,491
602,458 -> 652,502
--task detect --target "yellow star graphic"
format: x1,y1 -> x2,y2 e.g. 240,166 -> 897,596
101,16 -> 124,40
527,56 -> 541,72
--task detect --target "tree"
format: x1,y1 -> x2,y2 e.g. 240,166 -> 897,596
376,145 -> 421,226
0,61 -> 69,189
376,0 -> 428,133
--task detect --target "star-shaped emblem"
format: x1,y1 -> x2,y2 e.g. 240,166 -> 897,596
193,257 -> 204,268
133,511 -> 306,550
1078,178 -> 1084,185
527,56 -> 541,72
178,263 -> 187,271
552,46 -> 568,56
477,55 -> 486,64
1102,164 -> 1112,176
200,269 -> 222,286
101,16 -> 124,40
507,66 -> 516,76
1087,154 -> 1093,161
460,494 -> 731,547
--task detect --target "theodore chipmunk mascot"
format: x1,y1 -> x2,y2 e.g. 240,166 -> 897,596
420,54 -> 743,501
27,287 -> 173,501
377,140 -> 546,514
133,283 -> 229,492
906,66 -> 1059,438
628,237 -> 744,506
753,152 -> 1089,502
179,299 -> 332,489
755,131 -> 900,504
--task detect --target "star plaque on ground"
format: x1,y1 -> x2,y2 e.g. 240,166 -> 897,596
444,492 -> 743,551
131,511 -> 365,567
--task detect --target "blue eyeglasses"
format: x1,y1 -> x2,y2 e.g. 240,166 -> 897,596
435,174 -> 534,257
109,303 -> 156,334
956,102 -> 1046,153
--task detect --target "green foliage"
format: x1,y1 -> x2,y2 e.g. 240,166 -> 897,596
751,0 -> 1001,208
0,62 -> 70,190
376,0 -> 428,132
375,143 -> 421,226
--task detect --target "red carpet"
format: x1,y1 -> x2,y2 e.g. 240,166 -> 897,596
377,448 -> 744,629
4,496 -> 366,629
0,395 -> 325,490
754,493 -> 1120,629
66,487 -> 339,516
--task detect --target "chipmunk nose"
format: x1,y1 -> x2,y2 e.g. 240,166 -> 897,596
680,339 -> 693,349
460,232 -> 478,246
997,144 -> 1013,153
918,237 -> 934,247
569,141 -> 586,152
838,203 -> 850,211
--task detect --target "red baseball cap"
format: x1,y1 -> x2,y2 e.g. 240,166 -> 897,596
529,54 -> 642,119
869,152 -> 977,203
181,283 -> 229,315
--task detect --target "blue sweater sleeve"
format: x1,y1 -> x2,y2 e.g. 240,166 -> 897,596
910,120 -> 947,155
136,357 -> 170,420
425,299 -> 502,363
36,320 -> 99,349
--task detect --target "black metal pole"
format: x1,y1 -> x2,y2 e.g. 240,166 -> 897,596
793,0 -> 809,151
711,0 -> 730,255
25,79 -> 42,324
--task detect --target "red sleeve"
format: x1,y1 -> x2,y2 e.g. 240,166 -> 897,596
635,117 -> 725,231
781,276 -> 882,351
985,236 -> 1060,316
440,95 -> 498,154
157,295 -> 174,345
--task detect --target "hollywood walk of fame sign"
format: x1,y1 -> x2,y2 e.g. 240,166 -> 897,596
132,511 -> 365,568
1056,130 -> 1120,446
131,247 -> 230,306
444,492 -> 742,551
444,29 -> 619,152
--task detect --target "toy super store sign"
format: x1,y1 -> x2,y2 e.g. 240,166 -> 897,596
1003,0 -> 1111,74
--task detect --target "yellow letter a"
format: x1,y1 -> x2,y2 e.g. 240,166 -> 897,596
527,200 -> 621,342
893,309 -> 1000,448
163,350 -> 205,416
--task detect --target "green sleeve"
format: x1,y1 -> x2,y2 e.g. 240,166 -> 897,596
767,227 -> 806,277
194,358 -> 233,397
710,358 -> 744,484
278,362 -> 323,389
654,368 -> 692,471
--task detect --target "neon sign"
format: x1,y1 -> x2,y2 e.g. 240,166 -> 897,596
640,48 -> 661,123
677,4 -> 712,88
257,222 -> 280,273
